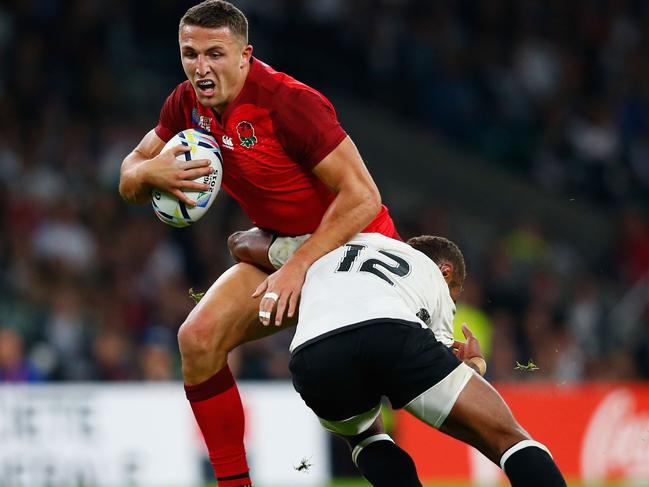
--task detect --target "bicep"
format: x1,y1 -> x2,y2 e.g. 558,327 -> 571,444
311,136 -> 379,196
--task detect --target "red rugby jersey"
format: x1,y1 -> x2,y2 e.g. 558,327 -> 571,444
155,57 -> 397,237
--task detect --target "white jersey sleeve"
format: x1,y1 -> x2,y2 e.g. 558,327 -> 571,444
290,233 -> 456,353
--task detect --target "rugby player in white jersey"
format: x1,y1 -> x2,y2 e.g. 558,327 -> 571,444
228,230 -> 567,487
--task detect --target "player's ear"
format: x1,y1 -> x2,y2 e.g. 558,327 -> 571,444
439,262 -> 454,285
241,44 -> 253,67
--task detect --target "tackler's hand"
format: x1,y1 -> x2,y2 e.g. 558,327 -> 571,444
453,323 -> 487,376
453,323 -> 483,360
252,258 -> 308,326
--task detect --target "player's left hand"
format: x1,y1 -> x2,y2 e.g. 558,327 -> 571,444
252,258 -> 309,326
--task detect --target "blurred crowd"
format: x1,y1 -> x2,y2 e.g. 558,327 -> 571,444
269,0 -> 649,209
0,0 -> 648,385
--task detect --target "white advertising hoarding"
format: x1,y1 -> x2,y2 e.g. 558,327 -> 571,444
0,382 -> 330,487
0,384 -> 202,487
241,382 -> 330,486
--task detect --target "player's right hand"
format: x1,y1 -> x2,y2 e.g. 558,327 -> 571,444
453,323 -> 483,361
142,144 -> 213,206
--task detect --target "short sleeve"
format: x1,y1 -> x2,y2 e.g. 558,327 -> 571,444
272,89 -> 347,170
155,84 -> 187,142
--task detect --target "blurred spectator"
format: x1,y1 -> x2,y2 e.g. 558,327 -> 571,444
0,327 -> 43,382
0,0 -> 647,384
566,275 -> 606,360
487,309 -> 520,382
139,343 -> 176,381
551,325 -> 585,383
31,200 -> 98,273
90,328 -> 135,381
634,314 -> 649,379
503,222 -> 551,276
138,326 -> 178,381
44,286 -> 94,380
616,206 -> 649,284
453,276 -> 493,359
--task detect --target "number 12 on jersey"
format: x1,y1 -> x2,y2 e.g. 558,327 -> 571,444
335,244 -> 410,286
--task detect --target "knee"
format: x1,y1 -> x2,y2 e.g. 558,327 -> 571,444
177,314 -> 225,359
492,423 -> 530,459
347,415 -> 386,450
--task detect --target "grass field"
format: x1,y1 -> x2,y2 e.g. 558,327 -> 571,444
327,482 -> 634,487
214,481 -> 636,487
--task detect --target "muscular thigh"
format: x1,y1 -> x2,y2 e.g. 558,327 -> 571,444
185,262 -> 296,353
439,374 -> 530,463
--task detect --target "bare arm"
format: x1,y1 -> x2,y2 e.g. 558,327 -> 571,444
290,136 -> 382,270
228,228 -> 276,273
118,129 -> 213,206
254,135 -> 382,325
228,228 -> 314,274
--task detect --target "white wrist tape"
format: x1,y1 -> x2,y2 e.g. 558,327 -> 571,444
469,356 -> 487,376
268,233 -> 311,269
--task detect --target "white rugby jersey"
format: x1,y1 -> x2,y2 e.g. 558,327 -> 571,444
290,233 -> 456,353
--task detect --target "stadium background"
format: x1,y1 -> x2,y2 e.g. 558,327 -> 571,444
1,0 -> 648,486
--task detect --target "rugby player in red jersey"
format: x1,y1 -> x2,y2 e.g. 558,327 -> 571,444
118,1 -> 399,486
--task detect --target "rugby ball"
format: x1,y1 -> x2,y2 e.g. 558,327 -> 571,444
151,129 -> 223,228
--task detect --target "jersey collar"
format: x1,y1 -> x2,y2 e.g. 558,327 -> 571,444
216,57 -> 259,124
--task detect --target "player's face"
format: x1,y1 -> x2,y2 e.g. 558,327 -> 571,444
179,25 -> 253,111
449,284 -> 463,302
440,263 -> 463,301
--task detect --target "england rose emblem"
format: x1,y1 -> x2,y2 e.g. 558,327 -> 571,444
236,121 -> 257,148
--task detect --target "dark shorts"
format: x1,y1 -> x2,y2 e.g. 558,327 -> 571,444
289,321 -> 462,422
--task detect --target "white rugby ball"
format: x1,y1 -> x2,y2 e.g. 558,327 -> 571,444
151,129 -> 223,228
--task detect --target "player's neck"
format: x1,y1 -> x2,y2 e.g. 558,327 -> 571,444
213,61 -> 251,116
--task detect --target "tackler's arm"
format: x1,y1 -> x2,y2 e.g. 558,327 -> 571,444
228,228 -> 311,273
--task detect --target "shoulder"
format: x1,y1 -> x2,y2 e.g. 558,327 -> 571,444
156,81 -> 197,141
247,58 -> 335,111
165,80 -> 196,106
351,233 -> 417,255
354,234 -> 441,274
242,58 -> 345,167
159,80 -> 196,115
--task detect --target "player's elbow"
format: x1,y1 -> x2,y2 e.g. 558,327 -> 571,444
118,178 -> 131,202
118,165 -> 150,205
227,231 -> 246,262
227,228 -> 276,272
363,186 -> 382,219
118,178 -> 146,205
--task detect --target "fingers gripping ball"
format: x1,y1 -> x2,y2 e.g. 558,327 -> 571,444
151,129 -> 223,228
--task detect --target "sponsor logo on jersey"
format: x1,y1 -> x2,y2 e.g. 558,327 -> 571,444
221,135 -> 234,150
192,108 -> 212,131
236,121 -> 258,148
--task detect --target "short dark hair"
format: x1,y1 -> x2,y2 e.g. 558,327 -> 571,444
407,235 -> 467,288
180,0 -> 248,43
